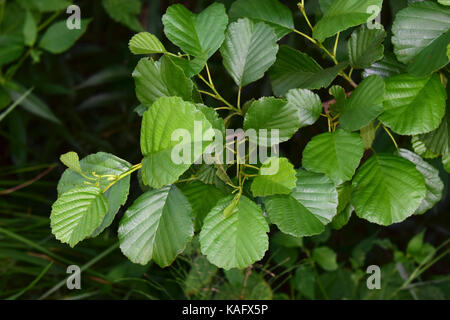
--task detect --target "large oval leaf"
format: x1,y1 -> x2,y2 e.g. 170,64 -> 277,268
380,74 -> 446,135
220,18 -> 278,87
286,89 -> 322,128
348,25 -> 386,69
200,196 -> 269,269
302,130 -> 365,184
352,154 -> 426,225
140,96 -> 213,188
264,170 -> 338,237
118,186 -> 194,266
51,186 -> 108,247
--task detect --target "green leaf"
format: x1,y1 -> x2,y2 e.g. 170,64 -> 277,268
51,186 -> 108,247
330,204 -> 352,230
251,157 -> 297,197
162,3 -> 228,59
407,230 -> 436,264
340,75 -> 385,131
302,130 -> 365,184
411,136 -> 439,159
118,186 -> 194,267
439,0 -> 450,6
102,0 -> 142,32
220,18 -> 278,87
398,149 -> 444,215
348,25 -> 386,69
293,264 -> 316,299
272,231 -> 303,248
352,154 -> 427,225
39,19 -> 91,54
60,151 -> 82,174
313,0 -> 383,42
140,97 -> 213,188
184,255 -> 217,296
23,11 -> 37,46
443,153 -> 450,173
0,35 -> 24,66
128,32 -> 166,55
329,85 -> 347,115
417,111 -> 450,155
180,181 -> 226,230
286,89 -> 322,128
200,196 -> 269,269
243,97 -> 301,146
264,169 -> 338,237
360,121 -> 377,150
380,74 -> 446,135
270,46 -> 347,96
132,56 -> 193,107
57,152 -> 132,237
5,82 -> 61,124
363,53 -> 406,79
392,1 -> 450,76
228,0 -> 294,40
312,247 -> 338,271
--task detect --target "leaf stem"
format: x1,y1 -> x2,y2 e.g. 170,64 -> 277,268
102,163 -> 142,193
381,123 -> 398,150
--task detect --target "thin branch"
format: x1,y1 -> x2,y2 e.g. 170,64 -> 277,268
0,164 -> 57,195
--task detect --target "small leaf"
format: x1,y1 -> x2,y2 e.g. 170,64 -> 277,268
128,32 -> 166,54
23,11 -> 37,46
360,121 -> 377,150
228,0 -> 294,40
270,46 -> 347,96
200,196 -> 269,269
330,204 -> 352,230
60,151 -> 82,174
102,0 -> 142,32
140,97 -> 213,188
251,157 -> 297,197
162,3 -> 228,59
302,130 -> 365,184
340,75 -> 385,131
243,97 -> 301,146
264,170 -> 338,237
352,154 -> 427,225
348,25 -> 386,69
411,136 -> 439,159
39,19 -> 91,54
313,0 -> 384,42
286,89 -> 322,128
0,35 -> 24,66
132,56 -> 193,107
51,186 -> 108,247
118,186 -> 194,266
312,247 -> 338,271
220,18 -> 278,87
380,74 -> 446,135
398,149 -> 444,215
406,230 -> 436,264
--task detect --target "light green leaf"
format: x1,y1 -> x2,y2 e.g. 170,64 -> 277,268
118,186 -> 194,266
200,196 -> 269,269
57,152 -> 132,237
251,157 -> 297,197
243,97 -> 301,146
348,25 -> 386,69
380,74 -> 446,135
392,1 -> 450,76
128,32 -> 166,54
439,0 -> 450,6
417,111 -> 450,155
162,3 -> 228,59
102,0 -> 142,32
23,11 -> 37,46
220,18 -> 278,87
51,186 -> 108,247
360,121 -> 377,150
0,35 -> 24,66
398,149 -> 444,215
363,53 -> 406,79
39,19 -> 91,54
264,170 -> 338,237
340,75 -> 385,131
286,89 -> 322,128
407,230 -> 436,264
312,247 -> 338,271
352,154 -> 427,225
180,181 -> 226,230
302,130 -> 365,184
228,0 -> 294,40
443,153 -> 450,173
132,56 -> 193,107
140,97 -> 213,188
330,204 -> 353,230
411,135 -> 439,159
60,151 -> 82,174
270,46 -> 347,96
313,0 -> 383,42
